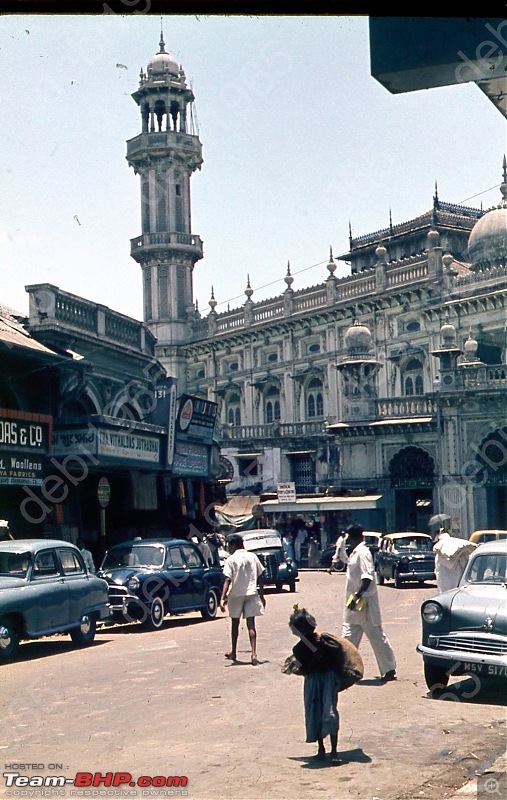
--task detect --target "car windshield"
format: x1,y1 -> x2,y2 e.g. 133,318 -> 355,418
464,552 -> 507,584
0,551 -> 31,578
101,545 -> 165,569
365,536 -> 380,546
394,537 -> 432,550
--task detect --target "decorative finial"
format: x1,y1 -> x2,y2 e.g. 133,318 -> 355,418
327,246 -> 337,275
348,220 -> 353,247
245,275 -> 253,300
434,180 -> 439,205
389,208 -> 393,235
285,261 -> 294,289
209,286 -> 217,311
159,19 -> 166,53
500,154 -> 507,207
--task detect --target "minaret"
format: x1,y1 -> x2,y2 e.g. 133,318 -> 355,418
127,30 -> 203,381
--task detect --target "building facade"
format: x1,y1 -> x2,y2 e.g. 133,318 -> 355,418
127,39 -> 506,542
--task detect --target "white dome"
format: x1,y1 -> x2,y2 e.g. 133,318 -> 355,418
468,206 -> 507,267
344,320 -> 372,353
148,51 -> 179,77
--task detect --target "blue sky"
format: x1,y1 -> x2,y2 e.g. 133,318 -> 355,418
0,14 -> 505,320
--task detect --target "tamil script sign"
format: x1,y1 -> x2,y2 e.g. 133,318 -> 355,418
52,424 -> 161,466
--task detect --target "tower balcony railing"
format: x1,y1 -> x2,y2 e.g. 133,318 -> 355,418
130,232 -> 203,259
126,131 -> 202,160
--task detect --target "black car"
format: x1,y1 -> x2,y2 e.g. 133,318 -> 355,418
98,538 -> 225,629
417,540 -> 507,691
241,530 -> 299,592
375,532 -> 435,588
320,532 -> 382,572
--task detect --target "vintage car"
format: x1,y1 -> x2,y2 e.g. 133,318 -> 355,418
241,529 -> 299,592
417,540 -> 507,691
0,539 -> 110,661
320,531 -> 382,571
468,529 -> 507,544
375,532 -> 435,588
98,538 -> 225,629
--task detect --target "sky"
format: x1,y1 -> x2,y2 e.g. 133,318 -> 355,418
0,14 -> 505,322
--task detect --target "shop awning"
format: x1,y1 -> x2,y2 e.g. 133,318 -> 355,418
214,494 -> 262,530
261,494 -> 384,513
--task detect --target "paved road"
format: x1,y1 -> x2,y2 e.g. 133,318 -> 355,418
1,570 -> 505,800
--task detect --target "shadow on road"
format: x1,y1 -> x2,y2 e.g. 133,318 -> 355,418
4,638 -> 110,664
291,747 -> 372,770
425,676 -> 506,706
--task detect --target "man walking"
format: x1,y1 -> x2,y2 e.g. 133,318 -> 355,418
340,524 -> 397,682
219,533 -> 266,665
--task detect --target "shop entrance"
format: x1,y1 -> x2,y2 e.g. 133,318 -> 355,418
389,446 -> 435,532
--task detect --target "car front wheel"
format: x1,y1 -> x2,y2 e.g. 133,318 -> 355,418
424,662 -> 450,692
289,580 -> 297,593
394,568 -> 403,589
142,597 -> 165,630
70,614 -> 96,646
376,567 -> 384,585
0,617 -> 20,661
201,589 -> 218,620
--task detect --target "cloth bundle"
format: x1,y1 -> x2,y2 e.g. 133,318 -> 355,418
282,631 -> 364,691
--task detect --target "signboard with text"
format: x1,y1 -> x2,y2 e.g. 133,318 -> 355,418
0,409 -> 52,486
277,482 -> 297,502
51,422 -> 161,468
172,395 -> 218,477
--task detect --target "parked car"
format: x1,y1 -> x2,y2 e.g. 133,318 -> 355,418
469,529 -> 507,544
241,529 -> 299,592
417,540 -> 507,691
320,532 -> 382,571
375,532 -> 435,588
98,538 -> 225,629
0,539 -> 110,661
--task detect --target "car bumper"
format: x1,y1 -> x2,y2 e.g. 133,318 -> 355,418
399,571 -> 435,581
417,643 -> 507,670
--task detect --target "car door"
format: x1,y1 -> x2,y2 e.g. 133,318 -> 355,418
57,547 -> 90,624
31,548 -> 70,631
164,545 -> 194,611
181,543 -> 207,606
376,539 -> 389,577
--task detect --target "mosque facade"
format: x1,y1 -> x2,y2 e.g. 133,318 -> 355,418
126,36 -> 507,540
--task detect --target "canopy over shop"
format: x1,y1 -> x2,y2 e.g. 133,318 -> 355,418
260,494 -> 387,546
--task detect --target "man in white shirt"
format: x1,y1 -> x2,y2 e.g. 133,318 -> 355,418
219,534 -> 266,665
341,524 -> 397,682
76,537 -> 95,573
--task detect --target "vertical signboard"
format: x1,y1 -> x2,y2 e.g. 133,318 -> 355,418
172,395 -> 218,477
151,377 -> 178,468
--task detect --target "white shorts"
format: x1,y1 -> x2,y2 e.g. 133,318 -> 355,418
227,593 -> 265,619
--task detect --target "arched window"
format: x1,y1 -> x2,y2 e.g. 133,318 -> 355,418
306,378 -> 324,418
403,359 -> 423,397
227,393 -> 241,427
264,387 -> 280,423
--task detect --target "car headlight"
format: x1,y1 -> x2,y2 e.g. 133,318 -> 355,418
400,557 -> 410,568
127,576 -> 140,591
422,601 -> 443,624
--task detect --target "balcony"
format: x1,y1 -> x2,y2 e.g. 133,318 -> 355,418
126,132 -> 202,164
130,231 -> 203,262
25,283 -> 156,356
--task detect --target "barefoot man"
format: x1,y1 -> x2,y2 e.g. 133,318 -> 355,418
219,533 -> 266,665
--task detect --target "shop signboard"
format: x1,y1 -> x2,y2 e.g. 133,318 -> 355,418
277,482 -> 297,502
151,377 -> 178,468
172,395 -> 218,477
0,409 -> 52,487
51,418 -> 162,468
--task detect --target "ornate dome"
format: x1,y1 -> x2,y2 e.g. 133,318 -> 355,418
147,34 -> 179,78
344,318 -> 372,354
468,160 -> 507,268
440,319 -> 456,347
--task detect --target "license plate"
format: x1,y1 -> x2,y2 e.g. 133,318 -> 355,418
462,662 -> 507,677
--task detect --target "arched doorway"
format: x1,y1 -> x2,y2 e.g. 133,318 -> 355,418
473,427 -> 507,529
389,446 -> 435,532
